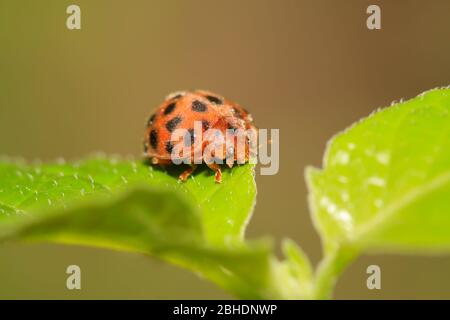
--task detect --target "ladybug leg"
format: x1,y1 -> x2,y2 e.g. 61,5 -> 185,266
226,157 -> 234,168
179,164 -> 197,182
206,162 -> 222,184
225,145 -> 235,168
202,144 -> 222,183
152,157 -> 172,165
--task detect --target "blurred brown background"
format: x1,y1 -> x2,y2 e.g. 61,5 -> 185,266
1,0 -> 450,299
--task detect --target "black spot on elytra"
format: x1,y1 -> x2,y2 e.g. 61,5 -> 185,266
150,129 -> 158,149
165,116 -> 182,132
165,141 -> 174,153
147,113 -> 156,126
164,102 -> 176,115
185,128 -> 195,146
206,95 -> 223,105
202,120 -> 210,130
192,100 -> 207,112
232,107 -> 243,119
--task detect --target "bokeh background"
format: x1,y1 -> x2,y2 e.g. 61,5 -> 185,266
1,0 -> 450,299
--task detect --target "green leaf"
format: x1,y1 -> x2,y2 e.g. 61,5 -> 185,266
279,239 -> 314,297
0,156 -> 272,297
306,88 -> 450,254
0,156 -> 310,299
0,156 -> 256,246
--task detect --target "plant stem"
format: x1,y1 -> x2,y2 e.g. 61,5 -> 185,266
311,245 -> 358,299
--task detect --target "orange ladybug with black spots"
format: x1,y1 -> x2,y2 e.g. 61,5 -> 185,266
144,90 -> 256,183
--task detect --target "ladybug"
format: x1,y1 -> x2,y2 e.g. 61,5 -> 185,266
144,90 -> 256,183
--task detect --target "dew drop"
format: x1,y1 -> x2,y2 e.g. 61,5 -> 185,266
320,196 -> 353,231
332,151 -> 350,165
376,152 -> 390,165
367,176 -> 386,187
338,176 -> 348,184
341,191 -> 349,202
374,199 -> 384,208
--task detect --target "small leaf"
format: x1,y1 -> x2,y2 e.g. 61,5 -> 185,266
306,88 -> 450,253
282,239 -> 313,285
279,238 -> 314,298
